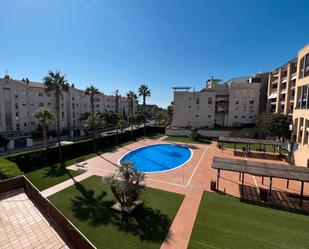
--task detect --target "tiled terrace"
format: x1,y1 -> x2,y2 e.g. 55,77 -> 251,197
0,188 -> 70,249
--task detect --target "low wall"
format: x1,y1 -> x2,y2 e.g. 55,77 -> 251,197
0,176 -> 96,249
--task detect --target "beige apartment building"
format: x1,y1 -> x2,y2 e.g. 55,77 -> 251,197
267,58 -> 298,115
0,77 -> 136,136
292,45 -> 309,146
172,76 -> 262,129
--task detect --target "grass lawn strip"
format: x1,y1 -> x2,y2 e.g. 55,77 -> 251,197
48,175 -> 184,249
189,192 -> 309,249
164,136 -> 212,144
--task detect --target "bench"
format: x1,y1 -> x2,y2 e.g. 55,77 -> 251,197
75,158 -> 88,171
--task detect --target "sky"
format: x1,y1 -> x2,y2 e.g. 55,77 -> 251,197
0,0 -> 308,108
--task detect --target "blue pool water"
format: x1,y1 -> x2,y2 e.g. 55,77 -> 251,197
119,144 -> 192,173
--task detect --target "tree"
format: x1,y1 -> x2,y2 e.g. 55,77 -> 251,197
103,161 -> 145,211
84,112 -> 105,146
84,85 -> 100,151
118,117 -> 127,132
114,89 -> 120,144
33,107 -> 54,149
44,70 -> 70,163
254,113 -> 292,139
166,104 -> 173,126
126,91 -> 138,138
138,84 -> 151,136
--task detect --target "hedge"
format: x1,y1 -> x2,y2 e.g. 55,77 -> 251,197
0,157 -> 23,179
6,126 -> 165,171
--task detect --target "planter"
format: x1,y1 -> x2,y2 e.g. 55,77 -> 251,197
111,200 -> 144,214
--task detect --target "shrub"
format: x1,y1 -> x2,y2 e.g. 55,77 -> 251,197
6,126 -> 165,171
0,157 -> 23,179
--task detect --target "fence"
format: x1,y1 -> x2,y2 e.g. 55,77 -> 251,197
0,176 -> 96,249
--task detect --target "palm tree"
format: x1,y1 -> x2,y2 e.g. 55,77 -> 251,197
138,84 -> 151,136
43,70 -> 70,163
84,113 -> 105,148
103,161 -> 145,210
84,85 -> 100,151
33,108 -> 54,149
126,91 -> 138,138
113,89 -> 120,144
118,117 -> 127,132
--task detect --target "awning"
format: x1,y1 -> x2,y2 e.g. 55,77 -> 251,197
268,93 -> 278,99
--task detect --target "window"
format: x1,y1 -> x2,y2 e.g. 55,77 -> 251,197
16,124 -> 20,131
62,112 -> 64,118
249,98 -> 254,105
48,103 -> 51,106
242,106 -> 246,112
14,95 -> 18,99
31,121 -> 35,125
39,92 -> 43,97
72,97 -> 75,101
195,115 -> 199,117
73,113 -> 75,118
39,103 -> 44,107
16,112 -> 19,117
242,115 -> 245,118
188,106 -> 191,108
249,106 -> 254,112
15,103 -> 19,109
24,123 -> 27,127
97,104 -> 99,108
196,97 -> 200,105
23,103 -> 26,106
234,115 -> 238,119
208,97 -> 213,105
47,93 -> 51,97
249,116 -> 252,119
235,98 -> 240,105
235,106 -> 239,111
189,97 -> 191,101
299,53 -> 309,78
208,115 -> 211,118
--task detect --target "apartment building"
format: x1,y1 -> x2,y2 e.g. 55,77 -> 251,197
267,58 -> 298,115
292,44 -> 309,146
171,76 -> 262,128
0,77 -> 136,135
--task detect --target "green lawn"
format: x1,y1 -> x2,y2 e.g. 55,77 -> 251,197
220,142 -> 289,154
189,192 -> 309,249
164,136 -> 212,144
48,176 -> 184,249
25,164 -> 81,191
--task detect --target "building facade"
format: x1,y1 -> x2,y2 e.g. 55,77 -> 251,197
267,58 -> 297,115
0,78 -> 136,135
171,76 -> 261,129
292,44 -> 309,146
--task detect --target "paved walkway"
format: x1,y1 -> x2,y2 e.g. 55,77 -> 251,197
41,172 -> 93,198
157,135 -> 168,141
0,188 -> 70,249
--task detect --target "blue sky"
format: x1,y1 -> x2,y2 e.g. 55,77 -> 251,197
0,0 -> 308,108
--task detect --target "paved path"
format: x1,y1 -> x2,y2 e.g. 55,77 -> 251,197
157,135 -> 168,141
41,172 -> 93,197
160,190 -> 202,249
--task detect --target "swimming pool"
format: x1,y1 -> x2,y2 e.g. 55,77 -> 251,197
119,144 -> 192,173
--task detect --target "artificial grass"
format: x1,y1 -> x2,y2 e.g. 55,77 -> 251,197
188,192 -> 309,249
164,136 -> 212,144
48,176 -> 184,249
25,164 -> 80,191
220,142 -> 289,154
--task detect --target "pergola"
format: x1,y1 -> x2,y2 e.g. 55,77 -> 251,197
218,136 -> 285,155
212,156 -> 309,207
